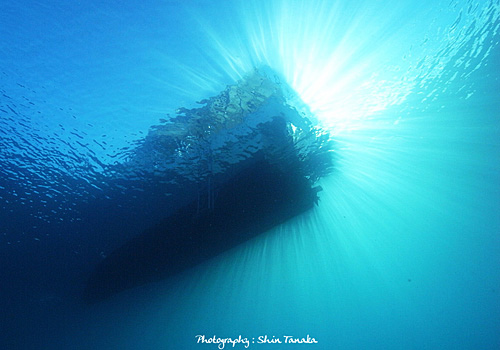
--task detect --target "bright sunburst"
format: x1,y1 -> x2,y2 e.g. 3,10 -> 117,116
174,0 -> 495,137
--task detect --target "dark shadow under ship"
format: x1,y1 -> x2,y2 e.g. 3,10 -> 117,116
83,67 -> 333,303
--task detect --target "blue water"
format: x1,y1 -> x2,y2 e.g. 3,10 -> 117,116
1,0 -> 499,349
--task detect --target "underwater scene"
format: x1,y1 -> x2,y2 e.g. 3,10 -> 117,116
0,0 -> 499,349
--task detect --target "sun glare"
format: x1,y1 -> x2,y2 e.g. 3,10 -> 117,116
174,0 -> 492,137
180,0 -> 416,133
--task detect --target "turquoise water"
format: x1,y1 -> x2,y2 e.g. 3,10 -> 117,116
0,0 -> 499,349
